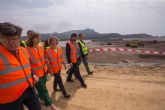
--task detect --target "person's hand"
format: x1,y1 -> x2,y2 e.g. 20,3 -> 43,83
45,58 -> 49,64
64,64 -> 67,70
48,71 -> 54,76
68,63 -> 73,67
32,75 -> 39,84
65,63 -> 72,69
46,74 -> 51,81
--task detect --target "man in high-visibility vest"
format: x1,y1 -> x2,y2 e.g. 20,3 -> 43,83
66,33 -> 87,88
77,33 -> 93,75
20,30 -> 34,47
0,22 -> 41,110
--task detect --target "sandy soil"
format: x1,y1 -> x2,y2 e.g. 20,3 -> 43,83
87,40 -> 165,64
39,64 -> 165,110
26,40 -> 165,110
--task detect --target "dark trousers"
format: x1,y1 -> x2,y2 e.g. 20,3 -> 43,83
78,56 -> 91,73
54,72 -> 68,96
0,87 -> 41,110
67,61 -> 85,85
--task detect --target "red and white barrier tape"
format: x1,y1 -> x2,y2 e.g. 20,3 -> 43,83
89,48 -> 165,55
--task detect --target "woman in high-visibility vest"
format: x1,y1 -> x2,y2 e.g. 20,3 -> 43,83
45,37 -> 70,99
26,33 -> 57,110
0,22 -> 41,110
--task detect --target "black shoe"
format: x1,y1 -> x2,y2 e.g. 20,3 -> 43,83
81,83 -> 87,88
64,94 -> 71,99
88,71 -> 93,75
66,79 -> 74,82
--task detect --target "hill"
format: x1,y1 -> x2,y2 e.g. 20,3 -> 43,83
20,28 -> 158,41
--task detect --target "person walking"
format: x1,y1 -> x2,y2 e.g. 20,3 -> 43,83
20,30 -> 34,47
45,37 -> 70,99
26,32 -> 57,110
77,33 -> 93,75
66,33 -> 87,88
0,22 -> 41,110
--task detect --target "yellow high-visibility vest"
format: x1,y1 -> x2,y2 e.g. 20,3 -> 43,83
77,40 -> 89,55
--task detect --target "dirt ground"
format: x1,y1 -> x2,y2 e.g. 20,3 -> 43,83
87,40 -> 165,64
33,40 -> 165,110
40,64 -> 165,110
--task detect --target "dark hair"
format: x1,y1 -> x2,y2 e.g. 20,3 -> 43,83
27,32 -> 40,47
0,22 -> 22,37
44,39 -> 49,49
14,25 -> 22,37
78,33 -> 82,38
71,33 -> 77,38
27,30 -> 33,35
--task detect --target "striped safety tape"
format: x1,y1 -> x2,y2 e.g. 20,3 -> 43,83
89,48 -> 165,55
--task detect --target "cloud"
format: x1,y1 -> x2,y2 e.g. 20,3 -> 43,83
0,0 -> 165,36
0,0 -> 55,10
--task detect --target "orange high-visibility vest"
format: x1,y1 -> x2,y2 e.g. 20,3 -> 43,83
26,46 -> 47,77
0,46 -> 33,104
68,41 -> 78,63
45,47 -> 63,74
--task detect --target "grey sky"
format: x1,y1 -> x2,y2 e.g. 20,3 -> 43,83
0,0 -> 165,36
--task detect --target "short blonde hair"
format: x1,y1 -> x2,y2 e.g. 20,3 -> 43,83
48,36 -> 59,45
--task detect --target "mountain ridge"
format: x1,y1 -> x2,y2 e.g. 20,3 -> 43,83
20,28 -> 163,41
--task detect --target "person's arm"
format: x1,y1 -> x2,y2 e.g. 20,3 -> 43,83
25,47 -> 39,83
25,47 -> 34,75
66,43 -> 71,63
61,48 -> 66,69
45,52 -> 53,75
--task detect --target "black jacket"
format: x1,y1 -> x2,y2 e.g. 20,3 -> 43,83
66,42 -> 72,63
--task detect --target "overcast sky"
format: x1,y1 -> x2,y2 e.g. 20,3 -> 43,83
0,0 -> 165,36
